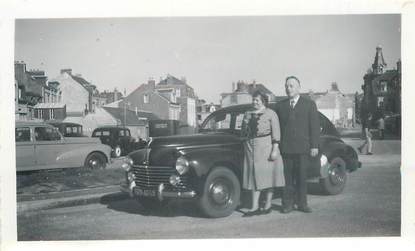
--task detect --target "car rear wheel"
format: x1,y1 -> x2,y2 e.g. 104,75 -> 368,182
198,167 -> 241,218
113,145 -> 122,158
319,156 -> 347,195
84,152 -> 107,169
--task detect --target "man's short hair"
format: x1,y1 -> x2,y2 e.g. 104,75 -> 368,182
285,76 -> 301,86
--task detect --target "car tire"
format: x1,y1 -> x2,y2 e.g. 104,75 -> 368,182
84,152 -> 107,169
319,156 -> 347,195
113,145 -> 122,158
198,167 -> 241,218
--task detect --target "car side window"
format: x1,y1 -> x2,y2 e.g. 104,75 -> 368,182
35,127 -> 61,141
119,130 -> 125,136
16,127 -> 31,142
125,130 -> 130,136
102,130 -> 110,136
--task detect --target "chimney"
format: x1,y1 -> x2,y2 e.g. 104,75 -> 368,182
148,78 -> 156,89
60,69 -> 72,75
252,80 -> 257,89
232,82 -> 236,92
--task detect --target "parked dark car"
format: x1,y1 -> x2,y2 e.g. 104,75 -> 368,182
120,102 -> 361,218
92,126 -> 137,158
47,121 -> 85,137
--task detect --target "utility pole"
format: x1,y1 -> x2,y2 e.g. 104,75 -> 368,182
124,101 -> 130,127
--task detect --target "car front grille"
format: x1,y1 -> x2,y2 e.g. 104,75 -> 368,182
131,165 -> 190,191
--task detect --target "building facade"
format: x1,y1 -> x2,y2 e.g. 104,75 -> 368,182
196,99 -> 221,126
50,69 -> 92,117
361,46 -> 401,119
220,80 -> 276,107
155,75 -> 197,128
120,79 -> 181,122
14,61 -> 46,120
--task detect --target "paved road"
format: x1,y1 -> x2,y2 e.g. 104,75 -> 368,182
17,154 -> 401,240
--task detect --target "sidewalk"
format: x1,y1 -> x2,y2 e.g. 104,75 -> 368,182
17,185 -> 128,214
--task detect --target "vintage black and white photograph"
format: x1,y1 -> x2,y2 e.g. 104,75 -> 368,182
2,1 -> 415,249
9,13 -> 403,241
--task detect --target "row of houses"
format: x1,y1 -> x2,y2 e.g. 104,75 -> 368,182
20,50 -> 396,138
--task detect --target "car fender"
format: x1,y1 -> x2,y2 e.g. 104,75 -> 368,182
57,144 -> 112,166
320,141 -> 358,172
182,146 -> 243,179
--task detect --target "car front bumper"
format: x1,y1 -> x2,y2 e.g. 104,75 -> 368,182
120,182 -> 197,201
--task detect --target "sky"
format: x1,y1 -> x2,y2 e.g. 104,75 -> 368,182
15,14 -> 401,103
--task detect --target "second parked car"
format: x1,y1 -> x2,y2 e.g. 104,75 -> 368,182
92,126 -> 138,158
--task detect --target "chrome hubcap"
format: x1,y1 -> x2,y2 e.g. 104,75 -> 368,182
329,158 -> 346,185
210,181 -> 231,205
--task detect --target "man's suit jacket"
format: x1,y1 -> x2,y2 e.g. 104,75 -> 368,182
275,96 -> 320,154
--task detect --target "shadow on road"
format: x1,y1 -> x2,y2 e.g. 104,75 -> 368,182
100,194 -> 204,218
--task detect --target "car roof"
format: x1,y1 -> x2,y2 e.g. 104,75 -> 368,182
93,126 -> 129,131
48,122 -> 82,126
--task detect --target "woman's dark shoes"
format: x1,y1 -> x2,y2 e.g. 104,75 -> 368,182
367,152 -> 373,155
357,146 -> 362,154
242,209 -> 261,217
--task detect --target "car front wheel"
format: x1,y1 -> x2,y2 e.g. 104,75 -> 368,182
84,152 -> 107,169
198,167 -> 241,218
319,156 -> 347,195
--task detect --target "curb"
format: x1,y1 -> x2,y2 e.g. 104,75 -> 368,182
17,185 -> 129,214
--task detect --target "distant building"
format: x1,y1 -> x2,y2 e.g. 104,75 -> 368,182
156,75 -> 198,129
196,99 -> 221,126
220,80 -> 275,107
361,46 -> 401,119
50,69 -> 94,117
120,79 -> 181,122
313,83 -> 356,128
92,88 -> 123,111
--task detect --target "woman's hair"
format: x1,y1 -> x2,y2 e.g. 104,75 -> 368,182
252,90 -> 269,106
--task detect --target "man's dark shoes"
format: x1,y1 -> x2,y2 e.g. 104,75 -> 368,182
357,147 -> 362,154
242,209 -> 261,217
281,206 -> 293,214
260,207 -> 272,215
297,206 -> 312,213
367,152 -> 373,155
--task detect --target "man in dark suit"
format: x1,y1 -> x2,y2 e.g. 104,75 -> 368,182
276,76 -> 320,213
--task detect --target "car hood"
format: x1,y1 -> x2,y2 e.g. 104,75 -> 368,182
149,132 -> 242,149
64,137 -> 102,144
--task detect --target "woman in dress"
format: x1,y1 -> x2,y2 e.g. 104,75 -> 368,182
241,91 -> 285,217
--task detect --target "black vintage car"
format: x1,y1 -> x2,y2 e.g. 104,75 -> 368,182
120,103 -> 361,218
92,126 -> 138,158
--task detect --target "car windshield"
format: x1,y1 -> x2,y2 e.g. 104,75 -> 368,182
200,111 -> 245,134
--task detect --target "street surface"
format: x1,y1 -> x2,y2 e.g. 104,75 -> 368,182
17,152 -> 401,240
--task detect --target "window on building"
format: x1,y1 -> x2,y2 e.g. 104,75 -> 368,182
15,127 -> 31,142
18,88 -> 22,99
144,94 -> 149,104
380,81 -> 388,92
176,88 -> 181,97
377,97 -> 384,108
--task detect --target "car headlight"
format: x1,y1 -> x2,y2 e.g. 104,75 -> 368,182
320,154 -> 328,167
121,156 -> 134,171
175,156 -> 190,175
